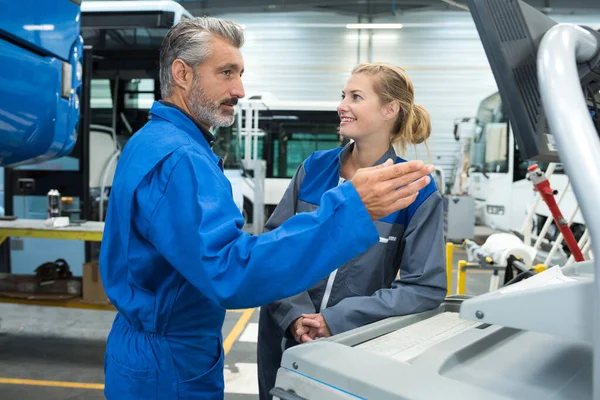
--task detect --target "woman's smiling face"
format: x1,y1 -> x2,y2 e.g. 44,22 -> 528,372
337,73 -> 392,142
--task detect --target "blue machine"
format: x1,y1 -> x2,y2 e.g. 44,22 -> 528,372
0,0 -> 83,167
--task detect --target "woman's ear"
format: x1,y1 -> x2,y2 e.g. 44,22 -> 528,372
382,101 -> 400,121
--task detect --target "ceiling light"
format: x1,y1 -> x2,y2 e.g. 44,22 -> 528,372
346,23 -> 403,29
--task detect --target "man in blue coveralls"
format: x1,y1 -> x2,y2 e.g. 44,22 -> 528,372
100,17 -> 435,399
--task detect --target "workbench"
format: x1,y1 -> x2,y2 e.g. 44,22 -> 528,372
0,219 -> 104,244
0,218 -> 114,311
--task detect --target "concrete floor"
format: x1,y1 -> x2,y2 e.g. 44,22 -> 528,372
0,305 -> 261,400
0,246 -> 495,400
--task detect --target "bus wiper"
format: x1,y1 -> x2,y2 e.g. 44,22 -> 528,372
469,164 -> 489,179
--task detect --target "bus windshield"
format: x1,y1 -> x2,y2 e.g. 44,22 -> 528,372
470,92 -> 563,180
81,1 -> 191,141
213,122 -> 343,178
470,92 -> 507,174
469,122 -> 510,174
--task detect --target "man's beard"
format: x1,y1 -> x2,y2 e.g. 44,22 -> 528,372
188,75 -> 237,128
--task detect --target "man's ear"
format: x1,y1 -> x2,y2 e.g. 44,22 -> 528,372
382,101 -> 400,121
171,59 -> 193,92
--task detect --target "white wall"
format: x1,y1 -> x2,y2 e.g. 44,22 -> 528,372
213,9 -> 600,187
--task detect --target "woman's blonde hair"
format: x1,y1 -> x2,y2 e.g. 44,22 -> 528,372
351,63 -> 431,155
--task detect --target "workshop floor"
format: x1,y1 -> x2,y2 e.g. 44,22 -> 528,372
0,246 -> 493,400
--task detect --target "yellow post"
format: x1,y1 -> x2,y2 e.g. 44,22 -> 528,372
445,242 -> 454,296
533,264 -> 547,274
457,260 -> 468,295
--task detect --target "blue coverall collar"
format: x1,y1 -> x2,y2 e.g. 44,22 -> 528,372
151,100 -> 217,150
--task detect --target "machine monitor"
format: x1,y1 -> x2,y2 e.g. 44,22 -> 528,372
466,0 -> 600,163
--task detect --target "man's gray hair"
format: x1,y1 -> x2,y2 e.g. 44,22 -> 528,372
159,17 -> 245,98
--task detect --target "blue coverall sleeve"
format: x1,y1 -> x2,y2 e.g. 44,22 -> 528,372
147,149 -> 379,310
263,163 -> 317,337
320,191 -> 447,335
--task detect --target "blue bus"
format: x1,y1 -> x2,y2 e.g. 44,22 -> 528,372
0,0 -> 83,167
2,0 -> 192,276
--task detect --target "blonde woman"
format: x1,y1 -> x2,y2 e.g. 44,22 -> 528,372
257,63 -> 447,400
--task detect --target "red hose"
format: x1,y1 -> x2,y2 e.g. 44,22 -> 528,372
528,165 -> 584,262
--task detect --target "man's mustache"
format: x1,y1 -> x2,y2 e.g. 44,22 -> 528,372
220,98 -> 239,106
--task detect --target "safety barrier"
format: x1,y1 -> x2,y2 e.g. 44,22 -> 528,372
446,241 -> 548,296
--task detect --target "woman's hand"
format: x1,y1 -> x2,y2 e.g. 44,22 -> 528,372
299,313 -> 331,342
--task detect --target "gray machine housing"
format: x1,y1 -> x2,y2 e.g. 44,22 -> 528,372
273,265 -> 593,400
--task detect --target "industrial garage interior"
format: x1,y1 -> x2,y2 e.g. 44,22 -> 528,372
1,0 -> 600,399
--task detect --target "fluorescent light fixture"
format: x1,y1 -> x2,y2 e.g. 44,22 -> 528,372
346,23 -> 403,29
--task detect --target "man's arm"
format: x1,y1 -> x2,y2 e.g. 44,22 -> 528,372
320,191 -> 447,335
262,163 -> 316,337
148,150 -> 379,310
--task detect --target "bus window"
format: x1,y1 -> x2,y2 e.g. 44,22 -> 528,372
484,122 -> 509,173
213,126 -> 243,169
514,146 -> 565,182
469,125 -> 486,171
91,80 -> 113,109
80,3 -> 189,51
82,27 -> 171,50
124,79 -> 155,110
469,122 -> 510,175
275,124 -> 342,178
470,92 -> 507,174
90,78 -> 155,139
213,127 -> 264,171
213,123 -> 342,179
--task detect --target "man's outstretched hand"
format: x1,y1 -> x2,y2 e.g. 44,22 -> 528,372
351,159 -> 434,220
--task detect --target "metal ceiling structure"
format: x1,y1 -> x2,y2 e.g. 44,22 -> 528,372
176,0 -> 600,17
